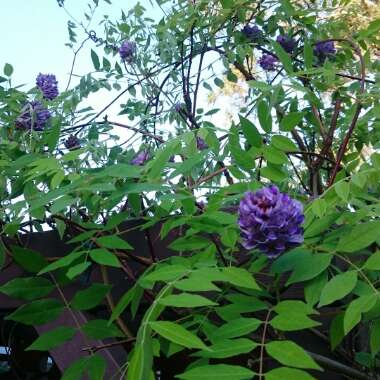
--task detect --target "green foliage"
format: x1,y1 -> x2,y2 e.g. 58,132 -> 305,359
1,0 -> 380,378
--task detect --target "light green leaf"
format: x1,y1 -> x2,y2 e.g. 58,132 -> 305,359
89,248 -> 121,267
150,321 -> 208,350
257,100 -> 272,133
194,338 -> 257,358
265,367 -> 316,380
263,145 -> 288,165
344,295 -> 377,334
260,165 -> 287,182
271,41 -> 293,73
363,251 -> 380,270
266,341 -> 321,370
271,135 -> 297,151
334,181 -> 350,202
210,318 -> 261,340
141,264 -> 188,285
222,267 -> 260,290
338,221 -> 380,253
370,319 -> 380,356
279,112 -> 303,132
96,235 -> 133,250
38,250 -> 85,274
239,115 -> 262,148
159,293 -> 217,308
319,271 -> 357,307
26,327 -> 76,351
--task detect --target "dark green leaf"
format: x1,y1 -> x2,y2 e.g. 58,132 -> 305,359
0,277 -> 53,300
96,235 -> 133,250
26,327 -> 76,351
177,364 -> 255,379
194,338 -> 257,359
5,299 -> 63,325
91,49 -> 100,70
12,246 -> 47,273
239,115 -> 262,148
265,367 -> 316,380
71,283 -> 112,310
82,319 -> 124,339
257,100 -> 272,133
159,293 -> 216,308
89,248 -> 121,267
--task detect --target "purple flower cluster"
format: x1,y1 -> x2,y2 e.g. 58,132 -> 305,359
131,150 -> 150,165
313,41 -> 336,61
238,186 -> 304,257
259,54 -> 278,71
36,73 -> 59,100
119,41 -> 137,62
196,137 -> 208,150
242,25 -> 263,42
174,103 -> 184,113
276,35 -> 296,53
64,135 -> 80,150
15,101 -> 51,131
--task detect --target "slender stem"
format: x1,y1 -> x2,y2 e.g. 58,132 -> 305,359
258,310 -> 272,379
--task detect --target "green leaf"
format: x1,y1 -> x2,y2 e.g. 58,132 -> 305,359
62,357 -> 88,380
271,135 -> 297,151
194,338 -> 257,359
344,295 -> 377,334
287,253 -> 332,285
338,221 -> 380,253
370,319 -> 380,356
330,313 -> 345,350
149,139 -> 179,179
169,236 -> 210,252
311,198 -> 326,218
109,286 -> 136,323
177,364 -> 255,379
3,63 -> 13,76
265,367 -> 316,380
38,251 -> 85,274
279,112 -> 303,132
334,181 -> 350,202
96,235 -> 133,250
88,354 -> 106,380
0,277 -> 53,301
89,248 -> 121,267
271,41 -> 294,73
12,246 -> 47,273
229,125 -> 255,170
67,262 -> 91,279
210,318 -> 261,340
363,251 -> 380,270
266,341 -> 321,370
318,271 -> 357,307
175,276 -> 221,292
239,115 -> 262,147
141,264 -> 188,285
26,327 -> 76,351
5,299 -> 63,325
71,283 -> 112,310
150,321 -> 208,350
257,100 -> 272,133
127,338 -> 154,380
159,293 -> 217,308
263,145 -> 288,165
270,314 -> 320,331
91,49 -> 100,70
260,165 -> 287,182
222,267 -> 260,290
304,40 -> 313,70
82,319 -> 124,339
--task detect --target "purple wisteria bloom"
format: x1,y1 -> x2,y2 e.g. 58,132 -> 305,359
196,137 -> 208,150
36,73 -> 59,100
174,103 -> 184,113
238,186 -> 304,258
313,41 -> 336,61
242,25 -> 263,42
276,35 -> 296,53
259,54 -> 278,71
119,40 -> 137,62
131,150 -> 150,166
64,135 -> 80,150
15,101 -> 51,131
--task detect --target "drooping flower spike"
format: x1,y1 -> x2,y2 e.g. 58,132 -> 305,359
238,186 -> 304,258
36,73 -> 59,100
15,101 -> 51,131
